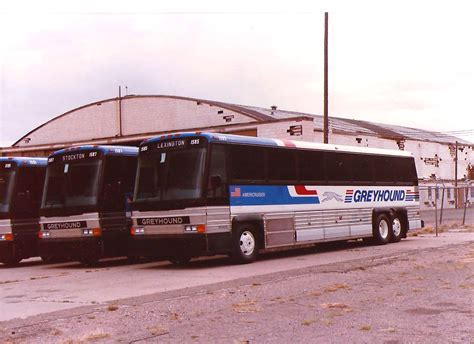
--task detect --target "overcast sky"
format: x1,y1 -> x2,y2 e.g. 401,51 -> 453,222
1,0 -> 473,147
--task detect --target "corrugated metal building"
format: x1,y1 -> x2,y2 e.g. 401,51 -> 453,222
1,95 -> 473,209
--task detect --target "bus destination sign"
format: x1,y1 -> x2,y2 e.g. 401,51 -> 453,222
141,137 -> 206,153
49,151 -> 100,164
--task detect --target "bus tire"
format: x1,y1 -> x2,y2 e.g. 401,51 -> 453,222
1,254 -> 22,266
390,214 -> 404,243
231,224 -> 259,264
40,255 -> 55,264
373,213 -> 392,245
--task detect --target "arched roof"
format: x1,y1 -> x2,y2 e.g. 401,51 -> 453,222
12,94 -> 472,148
13,95 -> 278,147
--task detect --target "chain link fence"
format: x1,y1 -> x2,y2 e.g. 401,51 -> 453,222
418,185 -> 473,231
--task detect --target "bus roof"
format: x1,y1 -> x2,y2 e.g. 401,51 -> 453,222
49,145 -> 138,158
143,132 -> 414,158
0,157 -> 48,167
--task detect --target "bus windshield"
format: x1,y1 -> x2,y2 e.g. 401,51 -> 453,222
134,148 -> 206,203
42,160 -> 102,210
0,169 -> 15,215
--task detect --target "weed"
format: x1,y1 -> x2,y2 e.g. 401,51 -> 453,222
232,300 -> 261,313
147,324 -> 169,336
80,329 -> 110,341
321,303 -> 351,311
381,327 -> 397,333
321,318 -> 334,326
51,328 -> 62,336
30,276 -> 50,281
107,304 -> 119,311
323,284 -> 351,293
301,319 -> 315,326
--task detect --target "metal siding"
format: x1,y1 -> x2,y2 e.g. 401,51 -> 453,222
264,213 -> 295,248
206,206 -> 231,233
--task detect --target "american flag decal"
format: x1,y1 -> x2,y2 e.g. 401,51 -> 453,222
231,187 -> 241,197
405,189 -> 419,202
345,190 -> 354,203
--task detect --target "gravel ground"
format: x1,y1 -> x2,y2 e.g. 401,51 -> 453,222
1,237 -> 473,344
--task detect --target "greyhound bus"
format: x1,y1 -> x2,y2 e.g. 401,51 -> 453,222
0,157 -> 47,265
38,146 -> 138,265
129,132 -> 422,264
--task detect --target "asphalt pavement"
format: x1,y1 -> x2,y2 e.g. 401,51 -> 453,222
1,230 -> 473,343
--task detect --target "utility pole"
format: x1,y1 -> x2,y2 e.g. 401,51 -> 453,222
118,86 -> 123,137
323,12 -> 329,144
454,141 -> 458,208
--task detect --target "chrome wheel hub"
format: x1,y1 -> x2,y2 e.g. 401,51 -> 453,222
379,220 -> 389,239
392,218 -> 402,237
239,231 -> 256,256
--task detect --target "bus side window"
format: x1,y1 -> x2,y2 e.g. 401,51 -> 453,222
374,156 -> 395,184
207,144 -> 228,200
229,145 -> 265,182
299,150 -> 325,183
393,157 -> 418,185
327,152 -> 353,184
353,154 -> 373,183
267,148 -> 297,182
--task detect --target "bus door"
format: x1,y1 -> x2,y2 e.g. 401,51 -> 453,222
206,144 -> 231,234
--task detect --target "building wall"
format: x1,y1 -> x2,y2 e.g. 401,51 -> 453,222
17,101 -> 119,147
15,97 -> 257,148
121,97 -> 255,136
257,118 -> 315,142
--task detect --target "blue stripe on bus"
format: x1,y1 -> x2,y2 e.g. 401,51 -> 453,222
229,185 -> 320,206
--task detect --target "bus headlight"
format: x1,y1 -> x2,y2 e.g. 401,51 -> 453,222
185,224 -> 205,233
38,231 -> 50,239
130,227 -> 145,235
0,233 -> 13,241
82,228 -> 102,237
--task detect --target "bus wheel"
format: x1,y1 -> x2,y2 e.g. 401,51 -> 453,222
169,255 -> 192,266
231,224 -> 259,264
390,215 -> 404,243
1,254 -> 22,266
373,214 -> 392,245
40,255 -> 55,264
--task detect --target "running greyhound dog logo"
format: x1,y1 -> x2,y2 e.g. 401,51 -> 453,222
322,191 -> 343,202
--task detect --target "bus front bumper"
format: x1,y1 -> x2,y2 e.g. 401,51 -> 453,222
38,237 -> 103,260
128,233 -> 231,258
0,241 -> 14,261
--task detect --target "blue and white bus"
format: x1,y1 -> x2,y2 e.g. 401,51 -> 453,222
0,157 -> 47,265
38,146 -> 138,265
130,132 -> 422,264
